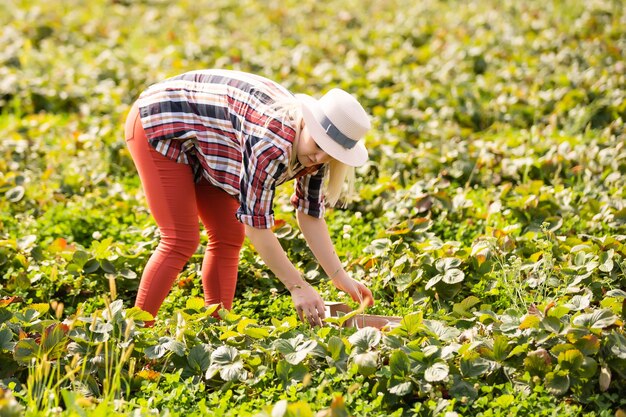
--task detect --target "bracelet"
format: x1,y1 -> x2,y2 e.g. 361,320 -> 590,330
287,282 -> 305,292
330,266 -> 342,279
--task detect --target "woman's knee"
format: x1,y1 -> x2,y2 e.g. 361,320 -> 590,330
159,232 -> 201,259
206,228 -> 245,252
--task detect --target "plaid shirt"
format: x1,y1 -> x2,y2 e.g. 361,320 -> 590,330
136,69 -> 325,229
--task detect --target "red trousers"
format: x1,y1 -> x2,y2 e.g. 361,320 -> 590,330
124,104 -> 245,319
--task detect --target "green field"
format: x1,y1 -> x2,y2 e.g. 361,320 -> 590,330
1,0 -> 625,415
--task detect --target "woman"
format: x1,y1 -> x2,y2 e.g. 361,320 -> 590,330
124,69 -> 374,326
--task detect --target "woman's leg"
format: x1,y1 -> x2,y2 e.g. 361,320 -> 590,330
125,104 -> 200,319
195,179 -> 244,311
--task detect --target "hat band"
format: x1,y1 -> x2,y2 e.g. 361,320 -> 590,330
319,114 -> 358,149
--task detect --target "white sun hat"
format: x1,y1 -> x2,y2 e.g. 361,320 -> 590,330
296,88 -> 370,167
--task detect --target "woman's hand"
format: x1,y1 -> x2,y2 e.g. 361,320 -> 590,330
289,283 -> 326,327
332,272 -> 375,307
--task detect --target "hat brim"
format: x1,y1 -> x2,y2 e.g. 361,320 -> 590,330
296,94 -> 368,167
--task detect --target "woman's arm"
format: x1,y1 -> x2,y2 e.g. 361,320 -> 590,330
244,225 -> 326,326
296,210 -> 374,306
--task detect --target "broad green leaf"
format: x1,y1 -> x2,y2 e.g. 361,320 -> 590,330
14,338 -> 39,363
353,351 -> 378,376
119,268 -> 137,279
599,250 -> 614,272
389,349 -> 410,377
557,349 -> 584,370
425,274 -> 443,290
273,335 -> 317,365
460,355 -> 492,377
145,337 -> 185,359
243,326 -> 270,339
390,312 -> 422,338
519,315 -> 541,330
442,268 -> 465,284
364,239 -> 392,257
423,319 -> 461,342
449,378 -> 478,401
0,327 -> 14,351
124,307 -> 154,322
573,309 -> 617,329
577,356 -> 598,379
327,336 -> 346,362
6,186 -> 25,202
40,324 -> 68,359
185,297 -> 205,311
388,381 -> 413,396
564,295 -> 590,311
545,370 -> 570,396
575,335 -> 600,356
348,327 -> 381,354
524,349 -> 552,376
83,259 -> 100,273
424,362 -> 449,382
453,296 -> 481,317
492,336 -> 510,362
211,345 -> 239,365
606,289 -> 626,298
435,257 -> 462,271
188,344 -> 211,373
541,316 -> 562,333
219,360 -> 246,382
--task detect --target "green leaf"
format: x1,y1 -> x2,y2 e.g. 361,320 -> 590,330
435,257 -> 462,272
425,274 -> 443,290
389,349 -> 410,377
124,307 -> 154,322
388,381 -> 413,396
424,362 -> 449,382
185,297 -> 205,311
327,336 -> 346,362
0,327 -> 14,350
119,268 -> 137,279
524,349 -> 552,376
391,312 -> 423,338
460,354 -> 492,377
188,344 -> 210,373
348,327 -> 381,354
353,352 -> 378,377
574,335 -> 600,356
557,349 -> 584,370
453,296 -> 481,317
83,259 -> 100,273
519,315 -> 541,329
545,370 -> 570,396
442,268 -> 465,284
219,361 -> 246,382
492,336 -> 510,362
573,309 -> 617,329
599,250 -> 614,272
564,295 -> 590,311
40,324 -> 68,359
449,378 -> 478,401
14,338 -> 39,363
243,326 -> 270,339
423,319 -> 461,342
145,337 -> 185,359
577,356 -> 598,379
273,335 -> 317,365
606,289 -> 626,298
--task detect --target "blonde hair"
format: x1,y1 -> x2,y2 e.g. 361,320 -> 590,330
268,98 -> 356,207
